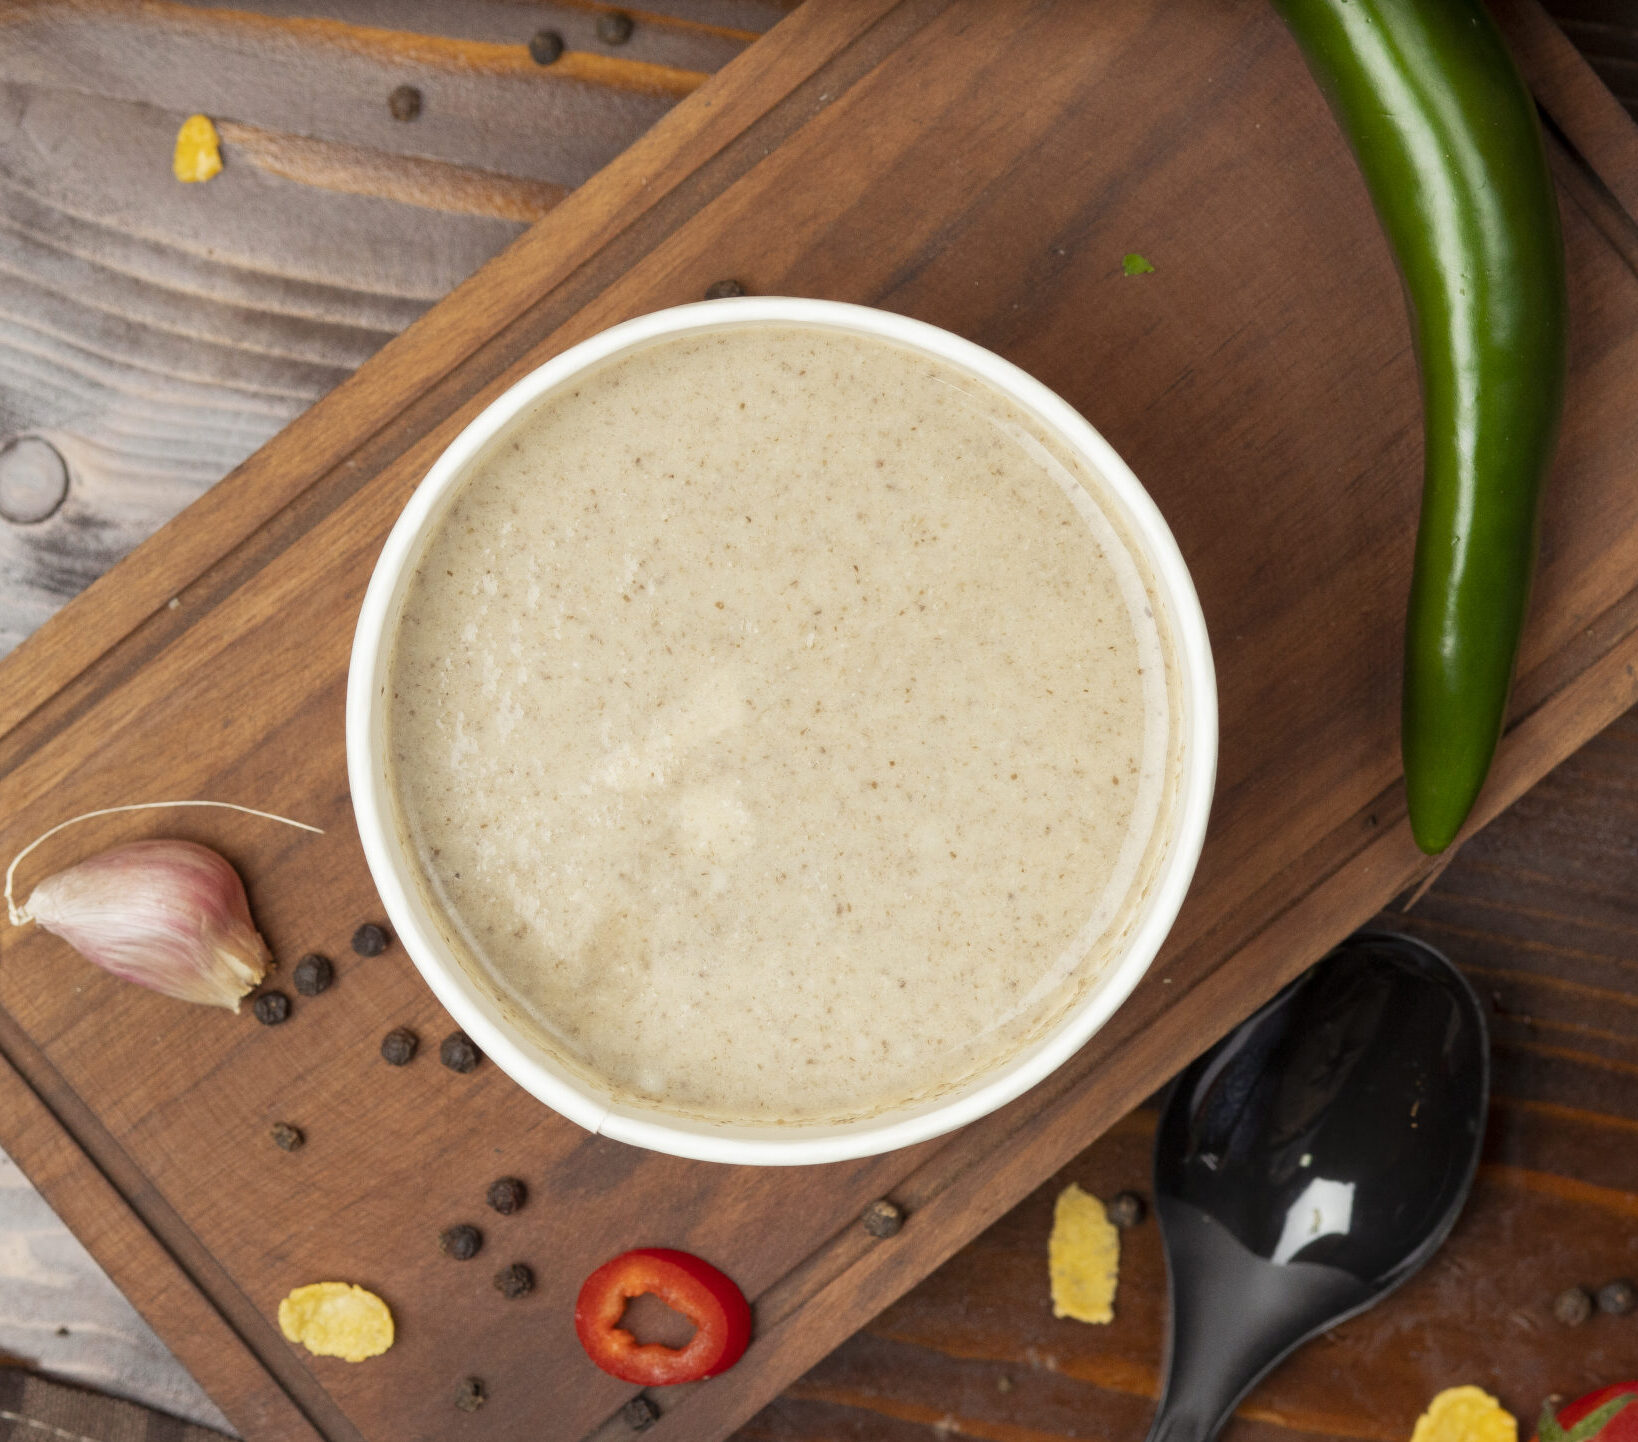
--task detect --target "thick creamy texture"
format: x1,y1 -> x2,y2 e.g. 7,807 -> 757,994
387,323 -> 1178,1124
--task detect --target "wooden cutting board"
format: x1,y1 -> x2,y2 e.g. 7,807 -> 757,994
4,2 -> 1638,1438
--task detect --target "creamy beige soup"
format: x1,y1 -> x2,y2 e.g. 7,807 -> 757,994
387,323 -> 1179,1125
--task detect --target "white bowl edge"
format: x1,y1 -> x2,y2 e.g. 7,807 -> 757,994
346,297 -> 1218,1167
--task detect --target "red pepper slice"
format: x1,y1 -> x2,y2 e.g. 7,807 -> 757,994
574,1248 -> 752,1385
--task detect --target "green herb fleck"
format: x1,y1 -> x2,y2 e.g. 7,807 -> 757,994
1122,252 -> 1156,276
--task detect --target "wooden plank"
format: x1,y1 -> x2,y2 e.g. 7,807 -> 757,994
2,2 -> 1637,1440
0,1055 -> 326,1440
0,0 -> 793,659
1,0 -> 701,181
0,0 -> 902,733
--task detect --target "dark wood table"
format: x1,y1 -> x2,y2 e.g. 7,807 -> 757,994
2,3 -> 1636,1438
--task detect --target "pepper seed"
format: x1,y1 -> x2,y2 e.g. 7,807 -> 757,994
1107,1191 -> 1147,1228
622,1396 -> 660,1431
861,1198 -> 904,1238
388,85 -> 422,121
292,954 -> 333,996
596,11 -> 634,44
380,1026 -> 419,1066
1554,1286 -> 1593,1326
352,923 -> 390,956
270,1122 -> 305,1152
454,1376 -> 486,1412
493,1262 -> 534,1298
704,279 -> 746,300
441,1030 -> 482,1074
528,29 -> 564,65
253,991 -> 291,1026
439,1224 -> 483,1261
487,1177 -> 527,1215
1599,1279 -> 1637,1316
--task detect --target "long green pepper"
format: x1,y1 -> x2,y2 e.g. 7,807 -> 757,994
1273,0 -> 1567,853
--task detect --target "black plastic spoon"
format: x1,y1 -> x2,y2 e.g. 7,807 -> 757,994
1146,931 -> 1489,1442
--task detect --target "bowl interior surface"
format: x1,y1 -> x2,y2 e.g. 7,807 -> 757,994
346,298 -> 1217,1166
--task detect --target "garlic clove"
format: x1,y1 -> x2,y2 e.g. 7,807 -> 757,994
23,839 -> 272,1011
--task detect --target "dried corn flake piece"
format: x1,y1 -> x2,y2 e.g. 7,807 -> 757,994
278,1282 -> 394,1362
1410,1388 -> 1517,1442
173,115 -> 222,183
1049,1183 -> 1119,1324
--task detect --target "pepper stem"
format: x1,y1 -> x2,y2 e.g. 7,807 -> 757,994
5,801 -> 323,927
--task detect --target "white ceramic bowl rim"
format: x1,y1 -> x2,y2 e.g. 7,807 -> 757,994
347,297 -> 1216,1166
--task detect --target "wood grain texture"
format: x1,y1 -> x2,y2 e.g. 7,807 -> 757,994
743,712 -> 1638,1441
0,0 -> 783,656
0,1148 -> 230,1431
1544,0 -> 1638,117
1,3 -> 1638,1442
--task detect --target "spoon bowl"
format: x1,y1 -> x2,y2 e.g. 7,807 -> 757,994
1147,931 -> 1489,1442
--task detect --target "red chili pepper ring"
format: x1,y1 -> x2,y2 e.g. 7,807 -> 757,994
574,1248 -> 752,1386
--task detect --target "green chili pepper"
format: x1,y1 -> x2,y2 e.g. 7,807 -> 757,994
1273,0 -> 1567,853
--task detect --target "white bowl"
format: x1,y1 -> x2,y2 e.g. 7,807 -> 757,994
347,298 -> 1216,1166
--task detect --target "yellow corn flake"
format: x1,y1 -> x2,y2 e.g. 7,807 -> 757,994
278,1282 -> 394,1362
1048,1183 -> 1119,1324
173,115 -> 222,183
1410,1388 -> 1517,1442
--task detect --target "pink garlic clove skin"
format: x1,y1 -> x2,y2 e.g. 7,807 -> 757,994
24,839 -> 271,1011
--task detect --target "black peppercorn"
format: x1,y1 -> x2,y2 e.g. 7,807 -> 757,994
1107,1191 -> 1147,1228
487,1177 -> 527,1215
493,1262 -> 534,1298
439,1224 -> 483,1260
441,1030 -> 482,1074
380,1026 -> 419,1066
622,1396 -> 660,1431
352,923 -> 389,956
704,279 -> 746,300
455,1376 -> 486,1412
1599,1279 -> 1637,1316
861,1198 -> 904,1237
292,954 -> 333,996
596,10 -> 634,44
528,29 -> 564,65
270,1122 -> 304,1152
388,85 -> 422,121
1554,1286 -> 1593,1325
253,991 -> 291,1026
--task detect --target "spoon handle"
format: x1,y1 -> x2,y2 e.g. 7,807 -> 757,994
1145,1200 -> 1373,1442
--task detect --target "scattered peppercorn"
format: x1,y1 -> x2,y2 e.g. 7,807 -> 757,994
439,1224 -> 483,1261
1107,1191 -> 1148,1228
861,1198 -> 904,1237
622,1396 -> 660,1432
705,279 -> 746,300
493,1262 -> 534,1298
454,1376 -> 486,1413
441,1031 -> 482,1074
1554,1286 -> 1593,1326
1599,1279 -> 1637,1316
292,954 -> 333,996
996,1375 -> 1014,1394
388,85 -> 422,121
596,10 -> 634,44
487,1177 -> 527,1215
380,1026 -> 419,1066
352,923 -> 389,956
528,29 -> 565,65
270,1122 -> 305,1152
253,991 -> 291,1026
